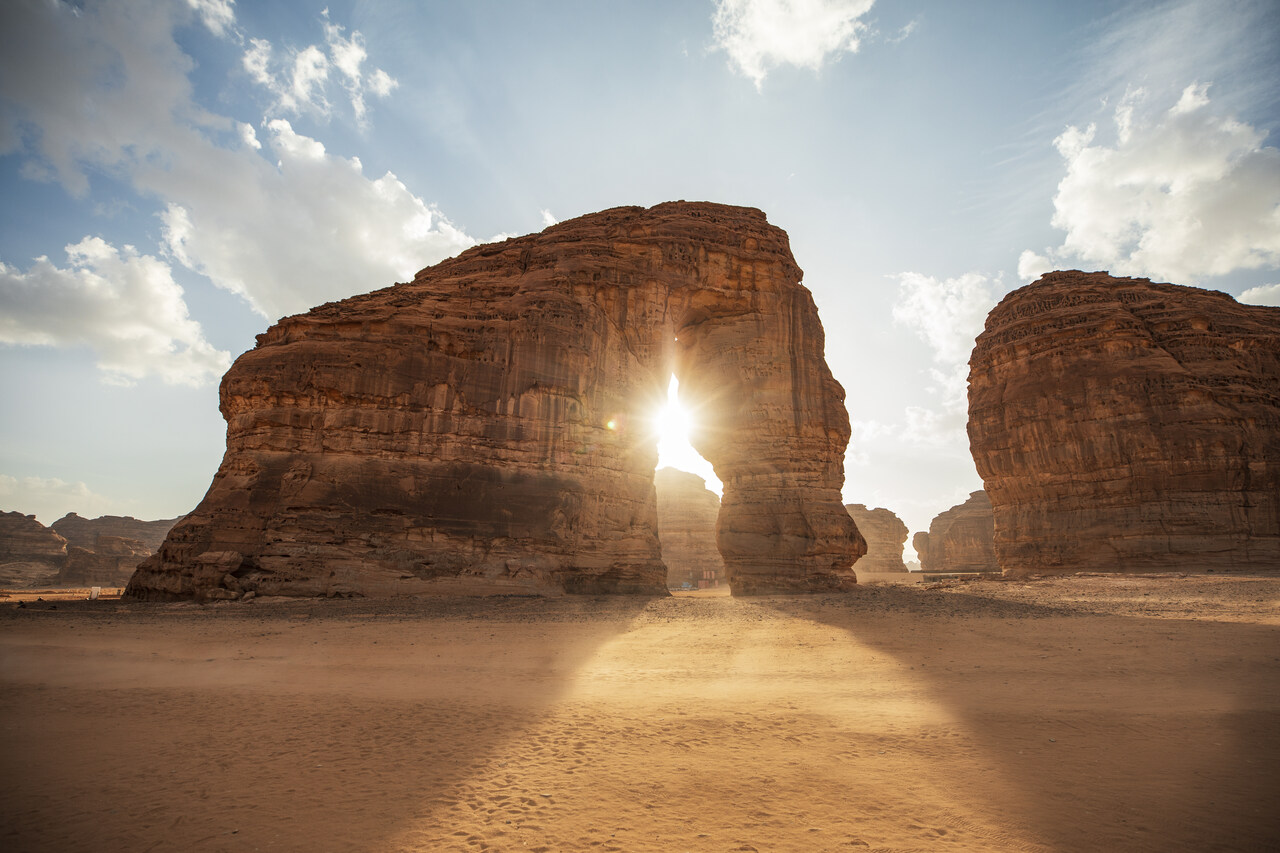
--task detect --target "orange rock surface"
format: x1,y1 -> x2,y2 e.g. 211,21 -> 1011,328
51,513 -> 180,554
128,203 -> 863,600
844,504 -> 908,573
968,271 -> 1280,575
912,491 -> 998,574
654,467 -> 724,589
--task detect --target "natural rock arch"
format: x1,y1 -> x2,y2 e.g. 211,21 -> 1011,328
127,202 -> 865,600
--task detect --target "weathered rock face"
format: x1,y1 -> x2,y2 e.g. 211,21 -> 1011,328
844,504 -> 908,573
654,467 -> 724,589
59,536 -> 152,586
128,202 -> 863,600
52,513 -> 179,553
914,491 -> 998,574
0,511 -> 67,587
969,271 -> 1280,575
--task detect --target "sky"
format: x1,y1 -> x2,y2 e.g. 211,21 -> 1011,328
1,0 -> 1278,560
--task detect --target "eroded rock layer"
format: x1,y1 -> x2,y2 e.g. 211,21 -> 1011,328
655,467 -> 724,589
913,491 -> 998,574
844,504 -> 908,573
969,271 -> 1280,575
128,202 -> 862,600
52,513 -> 180,554
0,511 -> 67,588
59,536 -> 153,587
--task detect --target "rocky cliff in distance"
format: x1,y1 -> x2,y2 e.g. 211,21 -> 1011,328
59,536 -> 153,587
128,202 -> 864,601
969,271 -> 1280,575
913,491 -> 998,574
0,511 -> 67,588
52,513 -> 180,553
844,504 -> 908,573
655,467 -> 724,589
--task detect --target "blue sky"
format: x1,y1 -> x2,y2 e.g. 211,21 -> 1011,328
2,0 -> 1278,556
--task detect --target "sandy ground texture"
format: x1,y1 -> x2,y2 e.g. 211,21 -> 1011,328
1,574 -> 1278,853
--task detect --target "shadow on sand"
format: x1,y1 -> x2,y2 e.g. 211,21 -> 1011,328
0,595 -> 657,853
764,586 -> 1280,851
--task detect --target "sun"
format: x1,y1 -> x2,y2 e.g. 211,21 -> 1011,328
653,375 -> 722,494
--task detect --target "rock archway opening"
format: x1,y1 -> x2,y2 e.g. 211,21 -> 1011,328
651,374 -> 725,591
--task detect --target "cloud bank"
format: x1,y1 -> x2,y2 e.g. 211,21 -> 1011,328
0,0 -> 472,379
1023,84 -> 1280,283
711,0 -> 876,89
0,238 -> 229,386
0,474 -> 118,525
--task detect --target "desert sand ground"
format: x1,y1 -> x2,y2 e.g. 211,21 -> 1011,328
1,574 -> 1277,853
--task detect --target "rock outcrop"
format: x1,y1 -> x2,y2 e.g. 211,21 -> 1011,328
127,202 -> 864,600
0,511 -> 67,587
59,536 -> 152,586
844,504 -> 908,573
655,467 -> 724,589
913,491 -> 998,574
52,513 -> 179,553
969,271 -> 1280,575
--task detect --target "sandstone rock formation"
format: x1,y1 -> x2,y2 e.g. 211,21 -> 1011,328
654,467 -> 724,589
59,536 -> 152,586
844,504 -> 908,573
128,202 -> 864,600
52,513 -> 179,553
913,491 -> 998,574
969,271 -> 1280,575
0,511 -> 67,587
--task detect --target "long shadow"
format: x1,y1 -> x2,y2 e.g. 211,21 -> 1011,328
0,595 -> 656,853
764,586 -> 1280,852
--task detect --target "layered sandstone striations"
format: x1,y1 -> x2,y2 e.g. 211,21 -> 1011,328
655,467 -> 724,589
0,511 -> 67,587
59,536 -> 153,586
128,202 -> 863,600
844,504 -> 908,573
52,513 -> 180,554
969,271 -> 1280,575
913,491 -> 999,574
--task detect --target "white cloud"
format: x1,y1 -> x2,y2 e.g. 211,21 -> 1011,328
1017,249 -> 1053,282
243,10 -> 399,122
540,209 -> 558,228
711,0 -> 876,89
1239,283 -> 1280,306
892,272 -> 998,369
1025,84 -> 1280,283
159,119 -> 474,318
0,0 -> 470,324
0,238 -> 231,386
0,474 -> 118,525
186,0 -> 236,38
891,271 -> 999,446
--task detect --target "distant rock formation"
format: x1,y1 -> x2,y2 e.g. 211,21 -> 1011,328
655,467 -> 724,589
0,511 -> 67,587
52,513 -> 179,553
913,491 -> 998,574
59,536 -> 153,587
969,271 -> 1280,575
127,202 -> 864,601
844,504 -> 908,573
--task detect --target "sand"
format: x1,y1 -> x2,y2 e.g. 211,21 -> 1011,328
1,575 -> 1277,852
